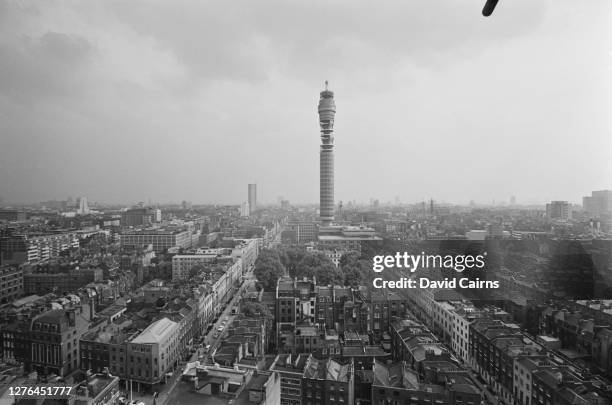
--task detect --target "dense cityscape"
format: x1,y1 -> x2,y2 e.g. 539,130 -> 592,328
0,81 -> 611,405
1,0 -> 610,403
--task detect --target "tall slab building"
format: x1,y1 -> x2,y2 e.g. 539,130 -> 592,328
318,81 -> 336,226
248,183 -> 257,212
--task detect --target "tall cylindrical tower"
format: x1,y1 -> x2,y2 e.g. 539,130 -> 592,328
318,81 -> 336,226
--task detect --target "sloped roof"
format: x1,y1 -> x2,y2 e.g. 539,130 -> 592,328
303,356 -> 350,382
373,360 -> 419,389
131,317 -> 177,344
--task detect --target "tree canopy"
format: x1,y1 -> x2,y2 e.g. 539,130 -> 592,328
241,301 -> 273,320
339,251 -> 373,288
294,251 -> 344,285
254,246 -> 374,290
254,249 -> 286,291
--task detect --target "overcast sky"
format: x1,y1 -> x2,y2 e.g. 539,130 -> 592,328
0,0 -> 610,206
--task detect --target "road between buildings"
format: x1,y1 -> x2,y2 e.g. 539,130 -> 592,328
156,267 -> 256,405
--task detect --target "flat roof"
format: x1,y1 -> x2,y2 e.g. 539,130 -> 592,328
318,235 -> 382,241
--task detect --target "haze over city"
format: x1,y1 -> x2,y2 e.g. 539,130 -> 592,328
0,0 -> 610,205
2,3 -> 612,404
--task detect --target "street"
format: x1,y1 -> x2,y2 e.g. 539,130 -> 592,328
200,266 -> 256,363
153,266 -> 256,405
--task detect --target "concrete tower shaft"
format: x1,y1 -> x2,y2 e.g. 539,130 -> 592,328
318,81 -> 336,225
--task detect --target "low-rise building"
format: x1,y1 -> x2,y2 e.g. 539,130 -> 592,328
126,317 -> 181,389
270,353 -> 309,405
27,308 -> 90,376
24,268 -> 103,295
301,355 -> 354,405
73,373 -> 121,405
372,359 -> 481,405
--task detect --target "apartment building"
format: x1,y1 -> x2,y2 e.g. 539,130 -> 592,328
120,228 -> 196,253
0,264 -> 23,304
1,232 -> 79,264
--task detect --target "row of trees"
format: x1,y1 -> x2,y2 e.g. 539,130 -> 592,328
254,247 -> 373,291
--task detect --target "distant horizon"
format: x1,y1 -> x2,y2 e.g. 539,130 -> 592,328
2,194 -> 608,209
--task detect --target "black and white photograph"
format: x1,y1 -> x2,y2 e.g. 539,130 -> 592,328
0,1 -> 611,404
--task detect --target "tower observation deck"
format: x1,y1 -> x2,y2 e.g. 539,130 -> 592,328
318,81 -> 336,226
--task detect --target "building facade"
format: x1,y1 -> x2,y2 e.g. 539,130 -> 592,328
0,264 -> 23,304
545,201 -> 572,221
120,207 -> 157,228
27,308 -> 90,376
0,232 -> 79,264
120,228 -> 196,253
249,184 -> 257,212
126,317 -> 181,387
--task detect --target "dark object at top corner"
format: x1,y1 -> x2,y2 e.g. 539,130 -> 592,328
482,0 -> 499,17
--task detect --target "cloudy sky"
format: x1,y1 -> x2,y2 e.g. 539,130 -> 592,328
0,0 -> 610,205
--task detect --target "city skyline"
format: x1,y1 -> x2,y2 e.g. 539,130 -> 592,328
3,193 -> 609,209
1,3 -> 612,404
0,0 -> 610,205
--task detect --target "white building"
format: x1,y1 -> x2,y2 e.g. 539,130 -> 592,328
466,230 -> 488,240
194,285 -> 215,330
121,227 -> 197,253
172,254 -> 218,281
77,196 -> 89,215
127,317 -> 180,386
153,209 -> 162,222
2,232 -> 80,263
230,238 -> 259,273
241,201 -> 250,217
448,301 -> 480,364
321,249 -> 348,267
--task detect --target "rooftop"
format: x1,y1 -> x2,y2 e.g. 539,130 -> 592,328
131,317 -> 177,344
303,356 -> 350,382
373,360 -> 419,390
